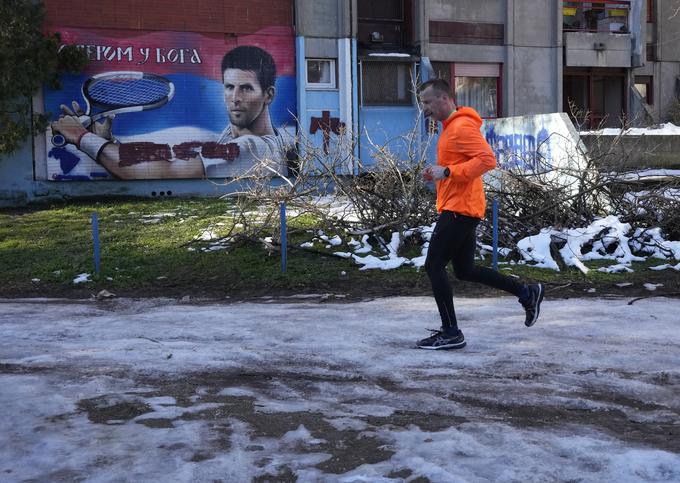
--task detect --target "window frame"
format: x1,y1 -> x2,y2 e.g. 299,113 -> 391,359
634,75 -> 653,105
306,58 -> 337,90
562,1 -> 631,33
563,67 -> 626,129
430,62 -> 502,119
360,60 -> 414,107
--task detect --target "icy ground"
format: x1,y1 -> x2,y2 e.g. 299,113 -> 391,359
1,296 -> 679,482
582,122 -> 680,136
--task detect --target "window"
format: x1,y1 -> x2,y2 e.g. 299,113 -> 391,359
357,0 -> 407,47
635,75 -> 653,104
455,77 -> 498,118
431,62 -> 451,86
361,61 -> 412,106
430,62 -> 501,118
562,1 -> 630,33
646,44 -> 657,61
563,68 -> 626,128
358,0 -> 403,21
306,59 -> 336,89
647,0 -> 654,22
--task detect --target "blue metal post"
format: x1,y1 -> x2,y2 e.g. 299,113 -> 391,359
280,202 -> 287,273
92,212 -> 101,274
492,199 -> 498,271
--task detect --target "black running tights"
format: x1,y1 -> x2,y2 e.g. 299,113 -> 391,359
424,211 -> 524,329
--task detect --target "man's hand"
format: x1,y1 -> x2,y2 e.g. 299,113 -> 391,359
50,115 -> 88,146
422,165 -> 450,182
51,101 -> 114,145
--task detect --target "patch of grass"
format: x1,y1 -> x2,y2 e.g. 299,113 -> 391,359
1,198 -> 678,299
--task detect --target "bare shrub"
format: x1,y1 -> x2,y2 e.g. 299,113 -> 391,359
479,105 -> 679,258
205,100 -> 678,265
667,97 -> 680,125
617,181 -> 680,240
313,118 -> 437,238
205,111 -> 436,255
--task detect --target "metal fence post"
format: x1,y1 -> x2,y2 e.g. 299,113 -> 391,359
92,212 -> 101,274
492,199 -> 498,271
280,202 -> 287,273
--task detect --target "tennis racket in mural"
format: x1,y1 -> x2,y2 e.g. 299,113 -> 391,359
52,71 -> 175,147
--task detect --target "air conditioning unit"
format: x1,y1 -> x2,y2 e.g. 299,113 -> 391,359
371,31 -> 384,43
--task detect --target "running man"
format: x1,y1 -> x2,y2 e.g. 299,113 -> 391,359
417,78 -> 544,350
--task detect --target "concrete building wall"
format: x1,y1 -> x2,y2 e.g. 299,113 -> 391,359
630,0 -> 644,66
658,1 -> 680,63
426,44 -> 504,64
506,0 -> 561,115
657,62 -> 680,120
656,1 -> 680,121
0,134 -> 34,207
510,47 -> 560,115
510,0 -> 555,47
428,0 -> 504,23
631,0 -> 680,123
295,0 -> 352,38
482,113 -> 589,192
44,0 -> 292,35
564,32 -> 633,68
581,134 -> 680,169
304,38 -> 339,58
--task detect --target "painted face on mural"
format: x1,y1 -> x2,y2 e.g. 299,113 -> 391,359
419,86 -> 454,122
223,69 -> 274,131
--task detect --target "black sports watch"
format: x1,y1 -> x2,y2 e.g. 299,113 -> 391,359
443,167 -> 450,178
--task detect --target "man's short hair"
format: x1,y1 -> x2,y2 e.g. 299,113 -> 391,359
221,45 -> 277,91
418,78 -> 453,98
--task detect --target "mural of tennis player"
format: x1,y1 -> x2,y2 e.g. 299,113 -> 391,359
50,45 -> 289,179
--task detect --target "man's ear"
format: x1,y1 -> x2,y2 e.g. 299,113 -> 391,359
264,86 -> 276,105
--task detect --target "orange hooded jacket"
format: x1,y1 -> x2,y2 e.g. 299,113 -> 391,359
434,106 -> 496,219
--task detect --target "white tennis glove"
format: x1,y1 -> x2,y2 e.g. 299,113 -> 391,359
422,165 -> 450,182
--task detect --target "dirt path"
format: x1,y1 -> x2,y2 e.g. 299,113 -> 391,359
1,297 -> 678,481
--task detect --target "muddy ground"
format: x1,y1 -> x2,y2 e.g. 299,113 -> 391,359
1,296 -> 678,481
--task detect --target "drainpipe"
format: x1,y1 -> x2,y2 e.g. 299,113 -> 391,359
630,0 -> 643,67
296,36 -> 306,158
555,0 -> 563,113
350,0 -> 359,174
505,0 -> 515,116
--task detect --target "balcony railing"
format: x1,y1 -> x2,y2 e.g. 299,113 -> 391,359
563,1 -> 630,33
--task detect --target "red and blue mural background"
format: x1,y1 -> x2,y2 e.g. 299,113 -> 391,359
45,26 -> 296,180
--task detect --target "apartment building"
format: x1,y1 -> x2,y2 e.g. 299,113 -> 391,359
295,0 -> 680,171
347,0 -> 677,125
2,0 -> 679,204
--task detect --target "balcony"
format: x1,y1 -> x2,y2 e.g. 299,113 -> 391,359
563,1 -> 633,68
563,1 -> 630,34
357,0 -> 413,51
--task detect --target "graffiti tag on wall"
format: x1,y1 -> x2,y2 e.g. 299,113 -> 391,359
484,126 -> 552,173
310,111 -> 345,154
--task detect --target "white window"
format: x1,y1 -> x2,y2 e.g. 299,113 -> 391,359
455,77 -> 498,118
306,59 -> 336,89
432,62 -> 501,118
